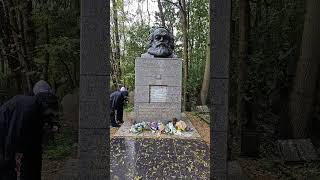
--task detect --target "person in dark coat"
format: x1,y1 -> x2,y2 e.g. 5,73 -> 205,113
0,80 -> 59,180
110,87 -> 128,127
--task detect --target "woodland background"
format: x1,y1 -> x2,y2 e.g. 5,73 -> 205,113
0,0 -> 319,178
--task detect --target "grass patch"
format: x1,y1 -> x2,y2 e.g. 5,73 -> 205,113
190,111 -> 210,124
43,128 -> 75,160
124,102 -> 134,112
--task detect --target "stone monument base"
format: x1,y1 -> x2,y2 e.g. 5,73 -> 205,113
134,57 -> 182,123
114,112 -> 201,139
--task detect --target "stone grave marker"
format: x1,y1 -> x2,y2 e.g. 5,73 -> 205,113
61,93 -> 79,129
196,105 -> 210,113
134,58 -> 182,122
276,139 -> 319,162
134,27 -> 182,123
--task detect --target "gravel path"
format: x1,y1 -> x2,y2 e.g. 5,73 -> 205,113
185,112 -> 210,145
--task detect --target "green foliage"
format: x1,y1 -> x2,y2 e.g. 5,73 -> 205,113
113,0 -> 209,105
161,1 -> 177,31
32,3 -> 80,98
258,159 -> 320,179
244,1 -> 304,103
191,111 -> 210,124
187,0 -> 209,106
124,102 -> 134,112
228,0 -> 305,114
42,128 -> 75,160
120,22 -> 150,90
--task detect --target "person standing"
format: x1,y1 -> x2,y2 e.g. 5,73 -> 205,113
110,87 -> 128,127
0,80 -> 59,180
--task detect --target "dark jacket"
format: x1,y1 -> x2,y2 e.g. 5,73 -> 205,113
0,93 -> 58,167
110,91 -> 125,111
0,95 -> 42,166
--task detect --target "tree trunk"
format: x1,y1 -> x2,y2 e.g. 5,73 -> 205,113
254,0 -> 261,27
22,0 -> 36,92
112,0 -> 121,85
0,45 -> 5,74
8,0 -> 29,93
168,3 -> 175,33
0,1 -> 5,74
1,0 -> 23,93
44,21 -> 50,81
0,7 -> 6,75
236,0 -> 250,156
138,1 -> 144,25
121,1 -> 126,58
200,37 -> 210,105
22,0 -> 35,69
60,58 -> 75,89
289,0 -> 320,138
180,0 -> 190,111
8,0 -> 35,93
146,0 -> 151,26
157,0 -> 166,27
0,53 -> 4,74
72,0 -> 80,12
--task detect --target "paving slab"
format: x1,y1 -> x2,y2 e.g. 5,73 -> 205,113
110,137 -> 210,179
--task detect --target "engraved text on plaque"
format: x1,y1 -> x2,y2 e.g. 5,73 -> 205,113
150,85 -> 167,103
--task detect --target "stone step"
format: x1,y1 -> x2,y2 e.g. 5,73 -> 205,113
276,139 -> 319,162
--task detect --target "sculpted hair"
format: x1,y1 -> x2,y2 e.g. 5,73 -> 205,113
147,26 -> 175,50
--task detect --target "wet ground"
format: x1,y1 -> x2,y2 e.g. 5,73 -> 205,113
42,112 -> 211,179
110,137 -> 210,179
110,112 -> 210,179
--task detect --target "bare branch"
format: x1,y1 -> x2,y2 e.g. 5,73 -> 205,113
178,0 -> 183,11
179,0 -> 187,15
162,0 -> 181,10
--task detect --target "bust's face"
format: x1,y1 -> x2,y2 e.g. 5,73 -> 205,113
153,28 -> 170,47
148,28 -> 173,57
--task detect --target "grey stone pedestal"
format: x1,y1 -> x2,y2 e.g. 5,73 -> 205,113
134,57 -> 182,122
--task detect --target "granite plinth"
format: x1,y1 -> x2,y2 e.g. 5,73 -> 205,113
134,57 -> 182,123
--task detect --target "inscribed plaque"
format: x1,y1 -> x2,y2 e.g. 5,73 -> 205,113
150,85 -> 167,102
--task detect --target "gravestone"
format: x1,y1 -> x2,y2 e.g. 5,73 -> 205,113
134,57 -> 182,122
61,93 -> 79,129
276,139 -> 319,162
134,26 -> 182,123
196,105 -> 210,113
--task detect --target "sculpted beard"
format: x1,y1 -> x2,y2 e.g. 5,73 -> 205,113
148,42 -> 173,57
